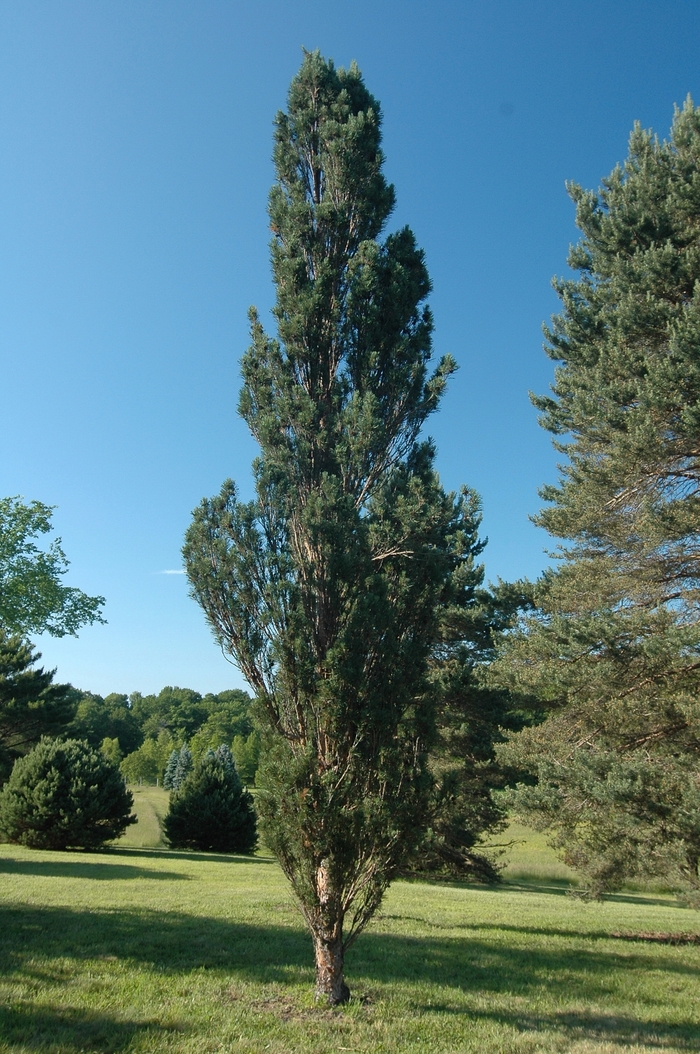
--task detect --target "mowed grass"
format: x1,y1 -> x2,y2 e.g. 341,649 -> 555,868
120,787 -> 170,849
496,821 -> 578,885
1,797 -> 699,1053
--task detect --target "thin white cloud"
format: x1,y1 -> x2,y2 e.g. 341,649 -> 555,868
157,569 -> 187,575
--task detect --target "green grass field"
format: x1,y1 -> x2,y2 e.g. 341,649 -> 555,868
1,790 -> 699,1053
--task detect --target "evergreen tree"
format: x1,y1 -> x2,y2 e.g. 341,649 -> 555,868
163,745 -> 257,853
410,579 -> 536,881
0,736 -> 135,849
162,748 -> 180,789
0,629 -> 78,783
171,744 -> 192,790
491,100 -> 700,896
183,52 -> 481,1002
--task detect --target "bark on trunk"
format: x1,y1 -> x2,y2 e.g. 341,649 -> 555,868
313,933 -> 350,1005
312,860 -> 350,1004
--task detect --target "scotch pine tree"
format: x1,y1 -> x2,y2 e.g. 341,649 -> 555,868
0,629 -> 78,783
163,745 -> 257,853
411,579 -> 536,881
184,52 -> 481,1002
0,737 -> 135,849
491,100 -> 700,895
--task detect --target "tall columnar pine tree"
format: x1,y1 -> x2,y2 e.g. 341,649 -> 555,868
184,52 -> 483,1002
491,100 -> 700,896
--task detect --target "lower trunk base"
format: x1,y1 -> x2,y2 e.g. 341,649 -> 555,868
314,937 -> 350,1005
315,979 -> 350,1006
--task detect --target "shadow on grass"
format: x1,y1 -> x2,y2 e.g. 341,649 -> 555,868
421,1004 -> 700,1050
400,872 -> 678,908
110,846 -> 275,866
403,870 -> 683,910
497,877 -> 678,908
2,902 -> 699,1048
389,917 -> 700,945
0,1002 -> 178,1054
0,857 -> 187,881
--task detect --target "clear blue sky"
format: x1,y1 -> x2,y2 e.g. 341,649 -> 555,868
1,0 -> 698,695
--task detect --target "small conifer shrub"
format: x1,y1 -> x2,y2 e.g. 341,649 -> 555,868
0,737 -> 136,849
163,744 -> 257,853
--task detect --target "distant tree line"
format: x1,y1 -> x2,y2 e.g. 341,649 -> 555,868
0,633 -> 260,851
68,684 -> 260,786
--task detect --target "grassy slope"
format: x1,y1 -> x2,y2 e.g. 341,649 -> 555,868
121,786 -> 170,849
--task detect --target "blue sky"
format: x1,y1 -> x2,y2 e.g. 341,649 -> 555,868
1,0 -> 698,695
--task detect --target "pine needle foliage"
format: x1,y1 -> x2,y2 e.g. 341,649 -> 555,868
0,630 -> 78,784
0,737 -> 135,850
172,744 -> 192,789
183,52 -> 481,1002
491,100 -> 700,897
163,749 -> 179,790
163,745 -> 257,853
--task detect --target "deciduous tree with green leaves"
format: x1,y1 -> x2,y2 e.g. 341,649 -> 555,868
0,497 -> 105,637
184,52 -> 482,1002
491,100 -> 700,897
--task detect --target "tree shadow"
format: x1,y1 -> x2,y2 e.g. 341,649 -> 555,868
400,872 -> 679,908
416,1004 -> 700,1050
380,915 -> 700,944
0,857 -> 187,881
109,846 -> 275,866
2,900 -> 699,1050
0,1002 -> 178,1053
500,878 -> 681,907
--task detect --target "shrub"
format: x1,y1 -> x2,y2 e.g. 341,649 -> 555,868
164,745 -> 257,853
0,737 -> 136,849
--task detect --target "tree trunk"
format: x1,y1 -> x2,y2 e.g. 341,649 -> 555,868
313,931 -> 350,1005
312,861 -> 350,1004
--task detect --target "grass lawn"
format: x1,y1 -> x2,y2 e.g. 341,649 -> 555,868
1,794 -> 699,1053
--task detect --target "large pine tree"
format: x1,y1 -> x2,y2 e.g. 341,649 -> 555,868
0,630 -> 77,784
183,52 -> 482,1002
491,100 -> 700,896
